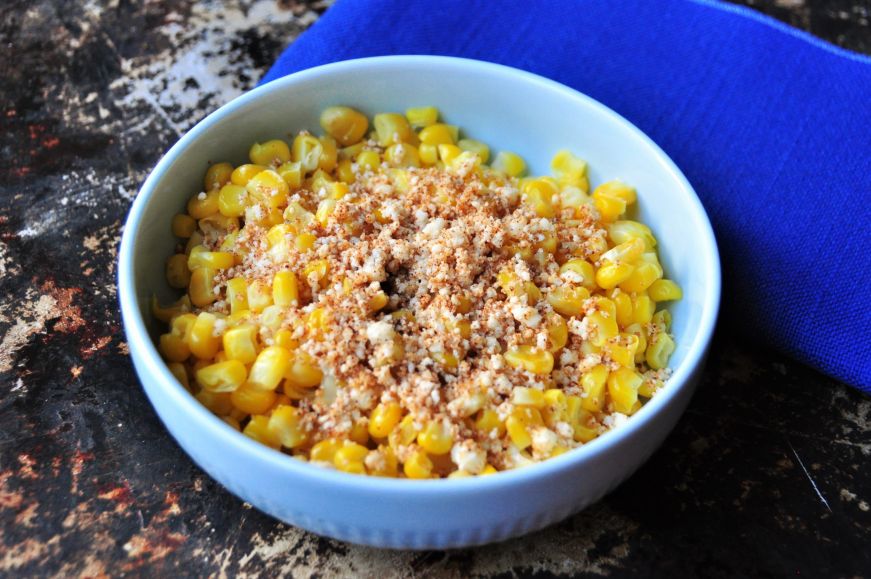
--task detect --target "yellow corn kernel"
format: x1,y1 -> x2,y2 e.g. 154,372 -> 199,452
246,279 -> 273,313
367,291 -> 389,313
417,420 -> 453,455
547,285 -> 591,317
196,389 -> 233,416
479,464 -> 498,476
196,360 -> 247,393
243,415 -> 280,449
151,295 -> 191,324
336,158 -> 355,183
551,150 -> 589,190
419,123 -> 456,146
285,351 -> 323,388
373,113 -> 415,146
334,442 -> 368,474
249,139 -> 290,166
248,346 -> 292,391
604,334 -> 640,368
318,135 -> 338,173
431,350 -> 459,369
457,138 -> 490,163
418,143 -> 439,166
491,151 -> 526,177
352,418 -> 372,445
315,198 -> 337,226
320,106 -> 369,146
580,365 -> 609,412
268,405 -> 306,448
596,262 -> 635,290
405,106 -> 439,128
504,346 -> 554,375
587,311 -> 619,347
246,169 -> 289,209
572,408 -> 600,443
167,362 -> 189,390
595,180 -> 636,205
171,213 -> 196,238
437,143 -> 461,165
230,164 -> 267,186
187,247 -> 234,270
496,268 -> 542,303
224,277 -> 247,314
625,323 -> 648,364
559,259 -> 596,289
291,133 -> 324,173
384,142 -> 421,168
521,178 -> 558,218
222,324 -> 258,363
217,184 -> 248,217
608,367 -> 642,413
369,402 -> 402,438
546,313 -> 569,354
619,262 -> 662,294
270,271 -> 298,307
610,290 -> 633,329
638,376 -> 663,398
560,186 -> 591,212
302,259 -> 329,289
474,409 -> 505,437
608,220 -> 656,249
404,449 -> 433,479
305,307 -> 329,337
506,416 -> 532,450
373,337 -> 404,367
231,383 -> 277,415
540,389 -> 567,428
646,332 -> 675,370
592,191 -> 626,222
356,150 -> 381,172
165,254 -> 191,289
159,333 -> 189,362
204,162 -> 233,190
367,447 -> 399,477
290,233 -> 314,253
187,312 -> 221,360
649,279 -> 682,302
652,310 -> 671,333
512,387 -> 546,408
187,190 -> 219,219
310,438 -> 343,463
632,295 -> 654,325
277,161 -> 303,189
388,414 -> 419,451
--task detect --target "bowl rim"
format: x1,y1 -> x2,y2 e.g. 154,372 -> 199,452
118,55 -> 721,494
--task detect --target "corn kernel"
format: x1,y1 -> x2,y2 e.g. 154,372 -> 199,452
217,184 -> 248,217
619,262 -> 662,293
506,416 -> 532,449
187,246 -> 234,270
188,312 -> 221,359
595,262 -> 635,290
303,259 -> 329,289
592,191 -> 626,222
646,331 -> 675,370
608,367 -> 642,413
231,383 -> 277,415
310,438 -> 343,463
632,295 -> 654,325
268,404 -> 306,448
334,442 -> 368,474
171,214 -> 196,238
196,389 -> 233,416
225,277 -> 248,314
373,113 -> 415,147
247,346 -> 291,391
318,135 -> 338,173
491,151 -> 526,177
187,190 -> 220,220
595,180 -> 636,205
246,279 -> 273,313
165,254 -> 191,289
249,139 -> 290,166
547,285 -> 590,317
369,402 -> 402,438
320,106 -> 369,146
437,143 -> 461,165
196,360 -> 247,393
475,409 -> 505,437
230,164 -> 267,186
356,150 -> 381,172
580,364 -> 609,412
285,350 -> 323,388
222,324 -> 258,364
403,449 -> 433,479
158,333 -> 189,362
550,150 -> 588,190
277,161 -> 303,189
512,387 -> 546,408
608,220 -> 656,249
204,162 -> 234,190
405,106 -> 439,128
457,138 -> 489,163
649,279 -> 682,302
504,346 -> 554,375
246,169 -> 289,209
559,259 -> 596,289
243,415 -> 280,449
418,143 -> 439,166
522,178 -> 558,218
385,143 -> 421,168
417,420 -> 453,455
292,134 -> 324,173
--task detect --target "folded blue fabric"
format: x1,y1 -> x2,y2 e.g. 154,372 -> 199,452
262,0 -> 871,392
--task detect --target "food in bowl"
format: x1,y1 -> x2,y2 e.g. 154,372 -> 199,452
152,105 -> 682,479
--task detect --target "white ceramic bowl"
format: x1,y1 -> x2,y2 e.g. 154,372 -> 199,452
119,56 -> 720,550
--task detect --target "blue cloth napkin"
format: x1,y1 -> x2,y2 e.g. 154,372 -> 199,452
262,0 -> 871,392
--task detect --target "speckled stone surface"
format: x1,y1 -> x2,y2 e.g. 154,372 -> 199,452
1,0 -> 869,576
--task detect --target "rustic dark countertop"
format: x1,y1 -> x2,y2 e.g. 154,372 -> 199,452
1,0 -> 869,576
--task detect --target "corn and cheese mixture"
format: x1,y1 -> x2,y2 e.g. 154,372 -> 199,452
154,105 -> 682,479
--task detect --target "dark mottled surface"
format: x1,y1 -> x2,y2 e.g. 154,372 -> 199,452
1,0 -> 869,576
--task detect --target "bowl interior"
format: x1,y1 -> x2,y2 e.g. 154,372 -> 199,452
129,56 -> 719,454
